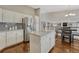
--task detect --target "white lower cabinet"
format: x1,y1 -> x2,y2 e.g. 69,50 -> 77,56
0,32 -> 6,49
45,33 -> 52,52
6,30 -> 23,47
6,31 -> 17,47
51,31 -> 55,48
30,30 -> 56,53
41,36 -> 46,52
47,34 -> 51,52
45,35 -> 49,52
30,35 -> 41,53
16,30 -> 23,43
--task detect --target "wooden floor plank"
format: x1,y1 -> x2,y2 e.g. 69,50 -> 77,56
51,37 -> 79,53
2,36 -> 79,53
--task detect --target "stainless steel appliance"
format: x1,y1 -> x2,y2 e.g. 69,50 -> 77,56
22,17 -> 33,42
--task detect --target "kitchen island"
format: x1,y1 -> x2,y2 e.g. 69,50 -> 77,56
29,30 -> 56,53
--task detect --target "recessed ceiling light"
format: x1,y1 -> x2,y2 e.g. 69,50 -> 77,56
65,13 -> 76,17
65,14 -> 68,17
69,13 -> 76,16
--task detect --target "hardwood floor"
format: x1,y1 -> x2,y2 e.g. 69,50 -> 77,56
1,42 -> 29,53
51,36 -> 79,53
1,36 -> 79,53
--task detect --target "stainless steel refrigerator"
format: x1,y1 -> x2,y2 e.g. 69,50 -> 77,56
22,17 -> 33,42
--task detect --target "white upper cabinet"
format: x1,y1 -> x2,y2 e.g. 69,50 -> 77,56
0,8 -> 2,22
3,9 -> 14,23
0,8 -> 32,23
14,12 -> 23,23
2,9 -> 23,23
12,12 -> 27,23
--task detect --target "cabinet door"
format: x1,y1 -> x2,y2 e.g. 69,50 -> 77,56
49,33 -> 52,50
50,32 -> 55,48
3,9 -> 14,23
12,11 -> 18,23
46,34 -> 51,52
7,31 -> 17,47
16,30 -> 23,43
41,34 -> 51,53
30,35 -> 41,53
0,32 -> 6,49
0,8 -> 2,22
15,13 -> 23,23
41,36 -> 46,52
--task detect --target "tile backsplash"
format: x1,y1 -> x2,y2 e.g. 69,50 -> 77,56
0,22 -> 23,31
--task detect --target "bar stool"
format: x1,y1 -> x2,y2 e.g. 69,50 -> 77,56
61,27 -> 73,44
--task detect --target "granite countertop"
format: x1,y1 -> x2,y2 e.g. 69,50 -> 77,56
0,29 -> 23,32
30,30 -> 55,36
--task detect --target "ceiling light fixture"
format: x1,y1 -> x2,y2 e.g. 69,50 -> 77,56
69,13 -> 76,16
65,5 -> 76,17
65,13 -> 76,17
65,14 -> 68,17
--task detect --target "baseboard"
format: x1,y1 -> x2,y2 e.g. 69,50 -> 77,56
0,41 -> 29,53
48,47 -> 54,53
23,41 -> 29,43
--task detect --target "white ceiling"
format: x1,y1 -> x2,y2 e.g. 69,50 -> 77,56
29,5 -> 79,13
